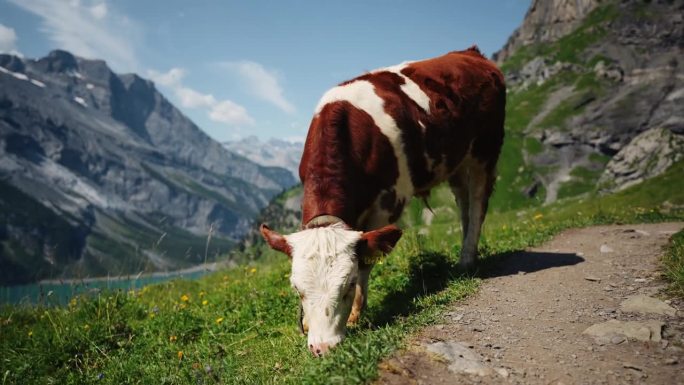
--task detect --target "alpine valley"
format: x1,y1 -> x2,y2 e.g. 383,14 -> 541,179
0,50 -> 296,285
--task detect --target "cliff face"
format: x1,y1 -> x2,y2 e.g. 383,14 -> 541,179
494,0 -> 602,64
490,0 -> 684,206
0,50 -> 296,284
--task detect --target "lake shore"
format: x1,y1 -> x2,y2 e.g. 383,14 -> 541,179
34,259 -> 236,286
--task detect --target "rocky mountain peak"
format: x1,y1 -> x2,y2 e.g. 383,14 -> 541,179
493,0 -> 602,64
0,53 -> 25,72
38,49 -> 80,73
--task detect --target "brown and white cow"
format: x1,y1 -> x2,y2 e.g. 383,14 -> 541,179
261,47 -> 505,356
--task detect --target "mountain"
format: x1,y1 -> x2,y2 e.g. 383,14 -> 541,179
0,50 -> 296,285
223,136 -> 303,180
489,0 -> 684,207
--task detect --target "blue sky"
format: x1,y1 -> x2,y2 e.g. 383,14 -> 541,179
0,0 -> 529,142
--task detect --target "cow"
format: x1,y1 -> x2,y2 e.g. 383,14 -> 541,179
260,46 -> 505,356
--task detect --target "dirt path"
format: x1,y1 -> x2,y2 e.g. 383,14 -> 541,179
377,223 -> 684,385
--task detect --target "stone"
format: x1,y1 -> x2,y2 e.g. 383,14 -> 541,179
495,368 -> 509,378
426,341 -> 494,376
584,276 -> 601,282
599,127 -> 684,192
610,335 -> 626,345
600,245 -> 614,253
623,362 -> 644,371
620,295 -> 677,316
583,320 -> 664,342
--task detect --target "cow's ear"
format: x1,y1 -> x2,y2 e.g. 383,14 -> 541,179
359,225 -> 402,255
260,224 -> 292,258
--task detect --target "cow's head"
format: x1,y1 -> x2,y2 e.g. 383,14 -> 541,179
260,222 -> 402,356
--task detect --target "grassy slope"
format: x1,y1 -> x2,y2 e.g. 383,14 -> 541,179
664,229 -> 684,297
1,160 -> 682,385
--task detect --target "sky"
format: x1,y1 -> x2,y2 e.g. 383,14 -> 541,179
0,0 -> 529,143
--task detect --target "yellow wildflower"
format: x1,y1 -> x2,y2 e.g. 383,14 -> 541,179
169,335 -> 177,342
28,330 -> 33,337
533,213 -> 543,220
202,300 -> 208,306
180,294 -> 190,302
177,351 -> 183,360
199,291 -> 206,297
83,324 -> 90,330
223,275 -> 229,281
215,317 -> 224,324
69,298 -> 77,308
179,303 -> 187,309
250,267 -> 257,274
149,313 -> 155,319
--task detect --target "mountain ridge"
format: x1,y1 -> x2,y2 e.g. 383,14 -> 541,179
0,50 -> 296,284
223,136 -> 303,180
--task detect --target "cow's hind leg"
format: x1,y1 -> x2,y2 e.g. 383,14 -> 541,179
449,170 -> 470,256
450,160 -> 496,268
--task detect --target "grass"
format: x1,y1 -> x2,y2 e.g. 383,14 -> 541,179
488,132 -> 546,211
556,166 -> 604,200
663,229 -> 684,297
2,159 -> 683,384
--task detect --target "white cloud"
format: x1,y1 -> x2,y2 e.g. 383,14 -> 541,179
209,100 -> 255,126
147,68 -> 184,87
221,61 -> 295,114
176,87 -> 216,108
149,67 -> 255,127
89,2 -> 107,20
9,0 -> 138,71
0,23 -> 18,53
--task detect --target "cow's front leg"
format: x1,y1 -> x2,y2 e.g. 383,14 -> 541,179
347,265 -> 373,325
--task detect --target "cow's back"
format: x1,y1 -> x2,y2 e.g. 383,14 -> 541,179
300,48 -> 505,230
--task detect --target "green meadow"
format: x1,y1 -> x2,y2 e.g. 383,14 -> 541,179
1,159 -> 682,385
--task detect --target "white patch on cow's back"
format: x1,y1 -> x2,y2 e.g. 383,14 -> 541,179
374,62 -> 431,113
315,80 -> 415,199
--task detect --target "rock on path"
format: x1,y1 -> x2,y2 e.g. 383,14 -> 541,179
376,223 -> 684,385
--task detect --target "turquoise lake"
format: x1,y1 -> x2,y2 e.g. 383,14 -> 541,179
0,269 -> 211,306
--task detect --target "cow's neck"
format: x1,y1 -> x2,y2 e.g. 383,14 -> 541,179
300,110 -> 368,227
301,177 -> 360,227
